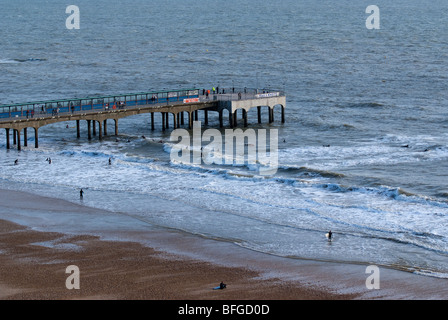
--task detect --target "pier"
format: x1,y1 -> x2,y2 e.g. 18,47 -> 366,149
0,88 -> 286,150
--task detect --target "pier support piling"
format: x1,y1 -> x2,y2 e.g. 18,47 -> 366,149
16,130 -> 21,151
172,113 -> 177,129
87,120 -> 92,140
103,120 -> 108,136
219,110 -> 223,128
34,127 -> 39,148
229,111 -> 234,128
114,119 -> 118,136
98,121 -> 103,140
281,105 -> 285,123
24,128 -> 28,147
5,128 -> 10,150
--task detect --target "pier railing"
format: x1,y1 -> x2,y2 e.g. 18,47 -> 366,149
0,87 -> 284,122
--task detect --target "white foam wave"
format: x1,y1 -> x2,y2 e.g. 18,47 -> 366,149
1,136 -> 448,277
280,140 -> 448,170
0,58 -> 20,64
413,270 -> 448,279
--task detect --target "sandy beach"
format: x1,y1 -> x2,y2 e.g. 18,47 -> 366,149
0,188 -> 447,300
0,188 -> 351,300
0,218 -> 349,300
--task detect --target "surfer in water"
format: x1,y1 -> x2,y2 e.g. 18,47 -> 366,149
327,230 -> 333,241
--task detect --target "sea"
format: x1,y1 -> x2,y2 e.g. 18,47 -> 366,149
1,0 -> 448,280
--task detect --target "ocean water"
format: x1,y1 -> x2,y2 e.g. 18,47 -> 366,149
1,0 -> 448,279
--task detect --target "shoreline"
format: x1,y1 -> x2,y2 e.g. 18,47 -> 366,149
0,188 -> 447,299
0,219 -> 349,300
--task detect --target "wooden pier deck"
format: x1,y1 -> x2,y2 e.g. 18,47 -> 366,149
0,88 -> 286,150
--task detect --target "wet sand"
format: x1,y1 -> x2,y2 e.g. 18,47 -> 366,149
0,188 -> 447,300
0,218 -> 352,300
